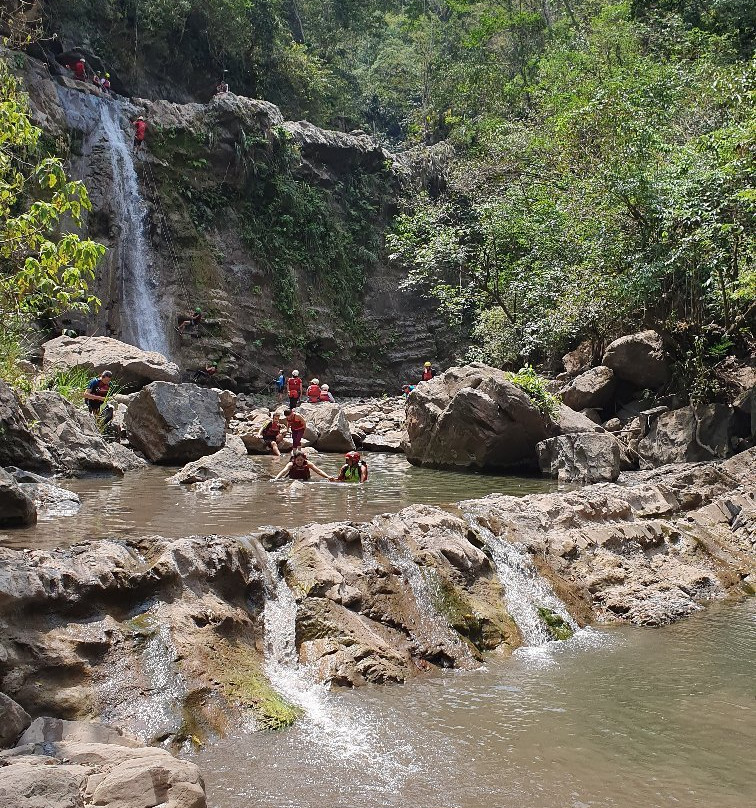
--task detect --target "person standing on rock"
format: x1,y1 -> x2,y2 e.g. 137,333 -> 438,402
421,362 -> 434,382
275,369 -> 286,404
319,384 -> 335,402
337,451 -> 369,483
83,370 -> 113,417
132,116 -> 147,151
306,378 -> 322,403
287,370 -> 303,409
285,408 -> 307,449
259,411 -> 285,457
72,57 -> 87,80
272,449 -> 335,482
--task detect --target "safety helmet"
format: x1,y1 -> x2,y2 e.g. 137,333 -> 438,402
311,378 -> 320,385
194,306 -> 202,313
424,362 -> 432,367
138,115 -> 145,121
345,451 -> 360,461
80,58 -> 86,63
321,384 -> 329,391
105,73 -> 110,78
292,370 -> 299,377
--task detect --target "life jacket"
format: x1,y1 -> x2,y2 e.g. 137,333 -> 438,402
287,377 -> 302,397
73,61 -> 86,79
339,462 -> 367,482
422,368 -> 433,381
261,420 -> 281,439
319,390 -> 331,402
288,462 -> 310,480
133,120 -> 147,140
307,384 -> 321,403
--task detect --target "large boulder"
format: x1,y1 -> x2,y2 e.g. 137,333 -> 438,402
555,403 -> 604,435
124,382 -> 226,463
602,330 -> 671,389
0,761 -> 86,808
0,382 -> 128,476
0,469 -> 37,527
560,366 -> 617,410
41,336 -> 180,390
298,403 -> 355,452
536,433 -> 621,483
0,693 -> 31,747
404,363 -> 553,471
637,404 -> 744,465
167,447 -> 266,485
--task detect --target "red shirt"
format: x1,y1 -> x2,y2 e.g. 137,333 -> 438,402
133,120 -> 147,140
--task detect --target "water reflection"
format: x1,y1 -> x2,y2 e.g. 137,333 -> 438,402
1,453 -> 558,549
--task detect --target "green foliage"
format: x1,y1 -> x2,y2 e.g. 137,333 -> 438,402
0,55 -> 103,381
44,366 -> 92,407
506,365 -> 561,419
537,606 -> 574,641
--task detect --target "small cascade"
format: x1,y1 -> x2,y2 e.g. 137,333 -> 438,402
99,103 -> 171,355
465,514 -> 577,646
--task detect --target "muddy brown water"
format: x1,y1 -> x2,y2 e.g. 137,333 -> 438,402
193,599 -> 756,808
0,453 -> 559,549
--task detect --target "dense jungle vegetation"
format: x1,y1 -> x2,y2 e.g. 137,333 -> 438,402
1,1 -> 754,393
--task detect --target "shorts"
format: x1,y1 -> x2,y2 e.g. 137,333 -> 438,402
291,428 -> 305,448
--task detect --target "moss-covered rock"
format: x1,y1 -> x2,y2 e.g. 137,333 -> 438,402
537,606 -> 574,641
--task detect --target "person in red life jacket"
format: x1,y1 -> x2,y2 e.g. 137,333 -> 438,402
72,58 -> 87,80
421,361 -> 434,382
285,408 -> 307,449
337,451 -> 368,483
319,383 -> 335,403
132,116 -> 147,151
272,449 -> 335,482
306,378 -> 321,403
287,370 -> 303,409
83,370 -> 112,417
259,411 -> 285,457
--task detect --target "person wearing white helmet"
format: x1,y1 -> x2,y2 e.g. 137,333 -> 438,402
319,383 -> 335,403
306,378 -> 321,403
132,115 -> 147,151
287,370 -> 303,409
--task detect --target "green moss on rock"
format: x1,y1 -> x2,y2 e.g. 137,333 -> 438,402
537,606 -> 574,641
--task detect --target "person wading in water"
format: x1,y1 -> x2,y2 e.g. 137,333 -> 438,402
272,450 -> 335,482
337,451 -> 369,483
285,409 -> 306,449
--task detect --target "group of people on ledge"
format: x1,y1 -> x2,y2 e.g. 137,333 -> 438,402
276,370 -> 335,408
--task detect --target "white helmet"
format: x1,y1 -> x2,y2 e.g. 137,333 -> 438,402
311,378 -> 320,385
321,384 -> 329,391
292,370 -> 299,377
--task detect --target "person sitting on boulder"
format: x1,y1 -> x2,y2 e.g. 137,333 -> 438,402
319,383 -> 335,403
287,370 -> 303,409
83,370 -> 112,417
177,307 -> 203,334
337,451 -> 368,483
132,116 -> 147,151
272,449 -> 335,482
421,361 -> 434,382
284,408 -> 306,449
259,411 -> 285,457
215,80 -> 229,95
306,378 -> 322,403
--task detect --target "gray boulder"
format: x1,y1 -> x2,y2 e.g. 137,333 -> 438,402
167,447 -> 265,485
360,430 -> 406,453
0,469 -> 37,527
561,366 -> 617,410
602,330 -> 671,389
124,382 -> 226,463
0,693 -> 31,747
537,433 -> 621,483
555,404 -> 605,435
298,403 -> 355,452
637,404 -> 744,465
41,336 -> 180,390
404,363 -> 554,471
0,762 -> 86,808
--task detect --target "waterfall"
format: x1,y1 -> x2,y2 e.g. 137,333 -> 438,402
465,514 -> 577,646
99,102 -> 171,355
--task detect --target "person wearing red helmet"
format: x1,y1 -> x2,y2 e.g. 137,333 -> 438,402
337,451 -> 368,483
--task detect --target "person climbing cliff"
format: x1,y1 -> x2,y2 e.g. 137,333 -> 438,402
72,57 -> 87,80
421,361 -> 435,382
337,451 -> 369,483
259,411 -> 285,457
284,408 -> 306,449
306,378 -> 322,403
287,370 -> 303,409
177,307 -> 202,334
132,116 -> 147,151
83,370 -> 112,417
272,449 -> 335,482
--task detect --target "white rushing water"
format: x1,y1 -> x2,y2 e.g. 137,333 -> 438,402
466,516 -> 577,646
99,102 -> 171,355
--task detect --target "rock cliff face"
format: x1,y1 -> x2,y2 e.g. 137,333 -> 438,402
14,53 -> 452,394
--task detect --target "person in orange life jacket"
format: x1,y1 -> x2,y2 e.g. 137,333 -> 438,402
132,116 -> 147,150
319,384 -> 335,402
421,361 -> 434,382
72,58 -> 87,80
284,408 -> 306,449
287,370 -> 303,409
337,451 -> 368,483
259,411 -> 285,457
83,370 -> 112,416
272,449 -> 335,482
306,378 -> 321,403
